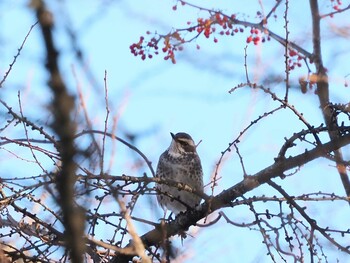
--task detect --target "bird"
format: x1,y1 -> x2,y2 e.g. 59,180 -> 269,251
156,132 -> 203,215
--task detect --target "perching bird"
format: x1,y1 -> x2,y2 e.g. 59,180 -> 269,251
156,132 -> 203,215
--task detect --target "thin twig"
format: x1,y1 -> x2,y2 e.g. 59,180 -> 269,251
0,22 -> 38,88
75,129 -> 156,177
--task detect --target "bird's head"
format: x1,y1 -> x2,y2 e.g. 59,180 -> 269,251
168,132 -> 197,155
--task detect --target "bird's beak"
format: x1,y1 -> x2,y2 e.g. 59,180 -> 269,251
170,132 -> 176,140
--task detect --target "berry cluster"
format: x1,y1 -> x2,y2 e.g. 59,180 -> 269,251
129,31 -> 185,64
129,11 -> 268,64
330,0 -> 343,11
195,17 -> 215,38
162,33 -> 184,63
130,36 -> 152,61
214,13 -> 244,40
246,28 -> 270,45
129,7 -> 298,66
287,49 -> 305,70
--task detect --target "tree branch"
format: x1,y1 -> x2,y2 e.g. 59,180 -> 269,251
309,0 -> 350,198
33,1 -> 84,262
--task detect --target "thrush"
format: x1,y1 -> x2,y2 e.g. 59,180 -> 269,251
156,132 -> 203,215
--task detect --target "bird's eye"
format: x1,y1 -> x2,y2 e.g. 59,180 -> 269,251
179,140 -> 188,146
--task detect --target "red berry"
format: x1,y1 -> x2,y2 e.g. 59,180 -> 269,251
289,49 -> 297,56
246,36 -> 253,43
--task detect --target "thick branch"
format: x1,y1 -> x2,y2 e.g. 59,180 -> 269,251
309,0 -> 350,197
34,1 -> 84,262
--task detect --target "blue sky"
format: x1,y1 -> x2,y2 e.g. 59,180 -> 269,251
1,0 -> 350,262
